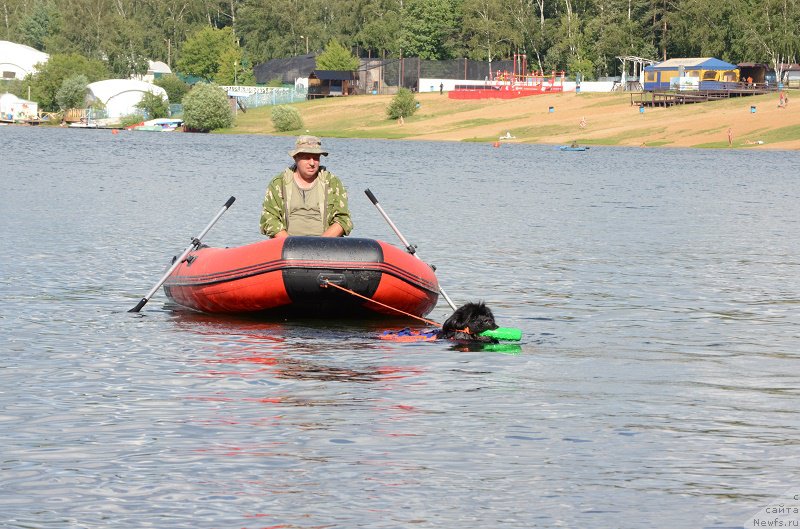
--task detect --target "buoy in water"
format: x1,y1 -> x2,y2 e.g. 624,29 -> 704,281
493,141 -> 500,147
112,129 -> 119,135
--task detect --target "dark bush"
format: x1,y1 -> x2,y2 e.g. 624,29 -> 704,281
386,88 -> 417,120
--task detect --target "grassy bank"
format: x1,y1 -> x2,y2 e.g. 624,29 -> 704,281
225,90 -> 800,150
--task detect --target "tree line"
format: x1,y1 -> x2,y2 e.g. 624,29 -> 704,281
1,0 -> 798,82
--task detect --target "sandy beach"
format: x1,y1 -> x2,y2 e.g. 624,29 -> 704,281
233,90 -> 800,150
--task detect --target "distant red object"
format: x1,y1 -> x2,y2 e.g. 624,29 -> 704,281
450,59 -> 566,99
450,85 -> 565,99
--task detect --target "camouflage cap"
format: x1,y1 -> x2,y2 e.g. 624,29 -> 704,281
289,135 -> 329,158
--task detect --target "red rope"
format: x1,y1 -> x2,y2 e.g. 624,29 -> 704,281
321,280 -> 442,327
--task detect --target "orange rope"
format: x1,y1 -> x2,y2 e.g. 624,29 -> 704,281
321,280 -> 442,327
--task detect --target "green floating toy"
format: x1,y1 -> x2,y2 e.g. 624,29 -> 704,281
479,327 -> 522,341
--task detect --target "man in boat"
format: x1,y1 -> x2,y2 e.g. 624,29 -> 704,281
259,135 -> 353,238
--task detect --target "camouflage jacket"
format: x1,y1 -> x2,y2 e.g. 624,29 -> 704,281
259,167 -> 353,237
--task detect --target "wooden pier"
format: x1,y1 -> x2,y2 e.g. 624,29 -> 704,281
631,86 -> 773,107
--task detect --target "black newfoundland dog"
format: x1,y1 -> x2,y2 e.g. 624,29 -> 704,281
437,302 -> 499,343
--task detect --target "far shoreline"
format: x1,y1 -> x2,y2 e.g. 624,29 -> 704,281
229,90 -> 800,151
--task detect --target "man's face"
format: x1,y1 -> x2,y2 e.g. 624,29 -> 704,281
294,153 -> 321,179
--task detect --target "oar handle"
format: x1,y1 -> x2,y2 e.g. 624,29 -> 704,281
129,196 -> 236,313
365,189 -> 415,254
365,188 -> 457,311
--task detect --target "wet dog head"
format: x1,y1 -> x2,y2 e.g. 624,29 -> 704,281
440,302 -> 499,340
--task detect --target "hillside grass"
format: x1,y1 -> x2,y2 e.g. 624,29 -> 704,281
219,89 -> 800,150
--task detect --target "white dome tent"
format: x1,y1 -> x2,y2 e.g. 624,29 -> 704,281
86,79 -> 167,118
0,40 -> 49,80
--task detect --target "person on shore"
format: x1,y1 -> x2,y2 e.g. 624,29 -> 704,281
259,135 -> 353,238
439,82 -> 444,95
727,127 -> 733,147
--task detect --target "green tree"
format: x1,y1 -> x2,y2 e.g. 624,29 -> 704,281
214,47 -> 256,85
154,74 -> 190,103
55,73 -> 88,110
135,91 -> 169,119
17,0 -> 59,51
508,0 -> 556,74
461,0 -> 515,62
582,1 -> 656,78
41,0 -> 150,78
736,0 -> 800,82
182,82 -> 233,132
177,26 -> 239,81
27,53 -> 109,112
355,0 -> 403,58
315,39 -> 359,70
238,0 -> 324,62
567,56 -> 595,80
386,87 -> 417,119
401,0 -> 461,59
102,14 -> 151,78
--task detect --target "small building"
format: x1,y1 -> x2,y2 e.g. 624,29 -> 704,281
643,58 -> 739,91
86,79 -> 168,118
0,40 -> 49,80
307,70 -> 357,99
737,63 -> 771,86
783,64 -> 800,88
0,92 -> 38,121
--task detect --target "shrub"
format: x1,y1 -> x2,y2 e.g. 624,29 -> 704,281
182,82 -> 233,132
386,88 -> 417,120
271,105 -> 303,132
55,74 -> 88,110
154,74 -> 189,103
118,113 -> 146,128
135,91 -> 169,119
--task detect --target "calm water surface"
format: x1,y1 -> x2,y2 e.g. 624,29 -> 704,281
2,126 -> 799,528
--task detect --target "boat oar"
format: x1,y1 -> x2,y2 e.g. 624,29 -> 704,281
364,188 -> 457,311
128,196 -> 236,313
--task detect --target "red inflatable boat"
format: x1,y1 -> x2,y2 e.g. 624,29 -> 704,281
163,237 -> 440,317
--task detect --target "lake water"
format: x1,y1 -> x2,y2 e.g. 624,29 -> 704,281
2,126 -> 799,529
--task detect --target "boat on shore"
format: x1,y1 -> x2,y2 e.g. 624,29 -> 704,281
163,236 -> 440,318
131,118 -> 183,131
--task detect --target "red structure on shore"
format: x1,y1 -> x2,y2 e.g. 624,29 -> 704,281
449,54 -> 566,99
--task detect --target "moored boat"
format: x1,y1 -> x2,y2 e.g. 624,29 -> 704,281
132,118 -> 183,131
559,145 -> 589,151
163,236 -> 440,318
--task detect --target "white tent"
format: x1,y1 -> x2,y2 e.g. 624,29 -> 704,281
0,92 -> 38,120
0,40 -> 49,80
133,60 -> 172,83
86,79 -> 168,118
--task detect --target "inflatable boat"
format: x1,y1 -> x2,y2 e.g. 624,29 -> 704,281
162,237 -> 440,318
